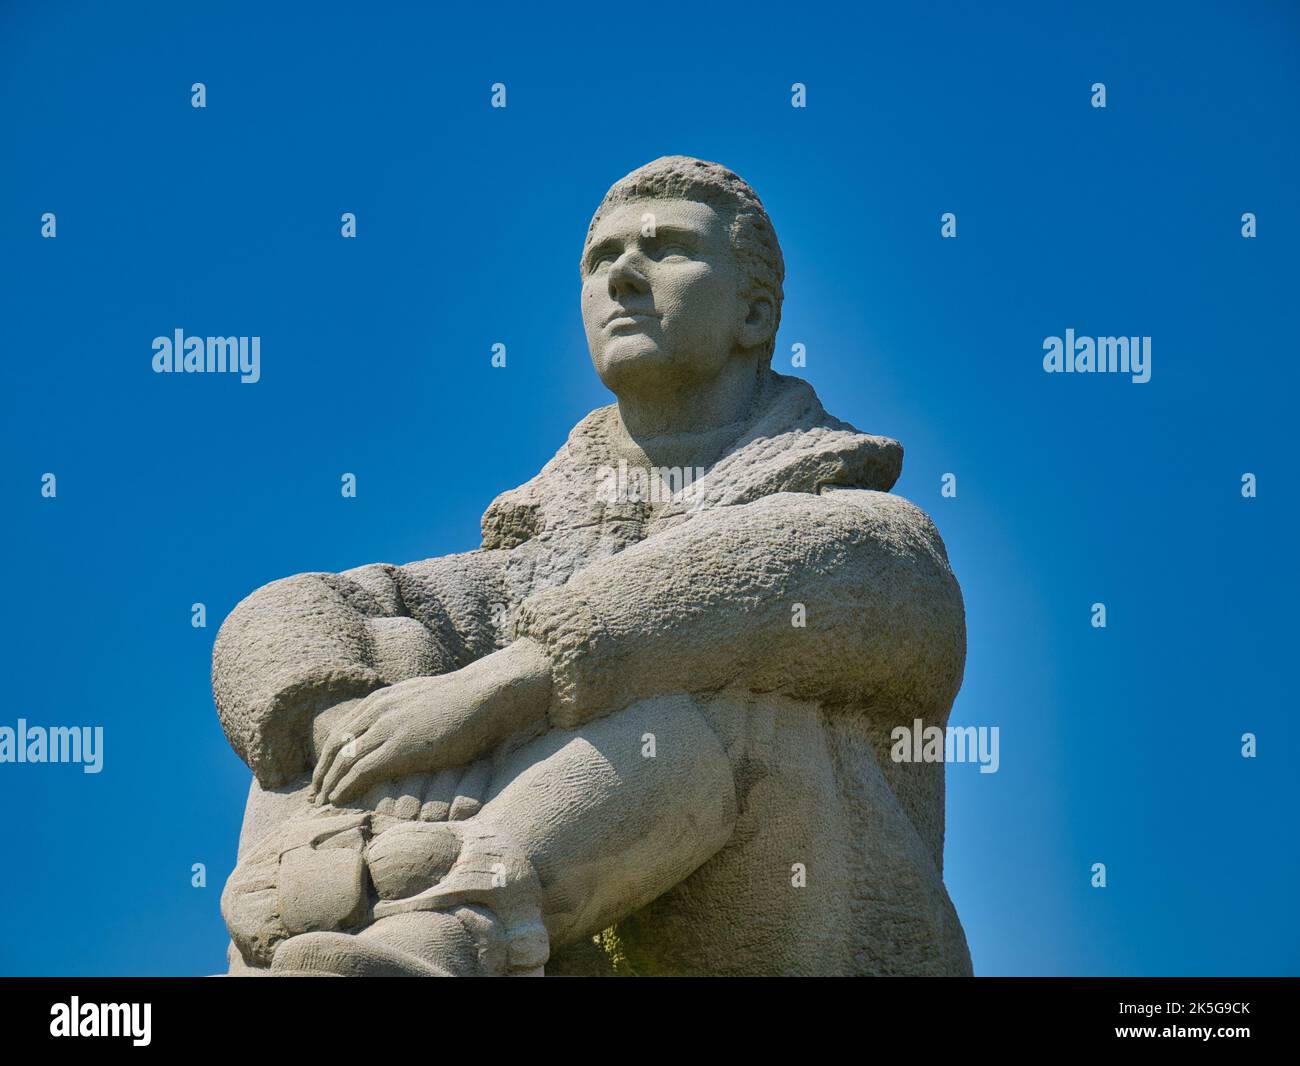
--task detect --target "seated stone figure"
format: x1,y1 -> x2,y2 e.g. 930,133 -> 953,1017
215,156 -> 972,976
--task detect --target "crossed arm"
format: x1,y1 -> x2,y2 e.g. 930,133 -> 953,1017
215,488 -> 966,806
212,547 -> 508,789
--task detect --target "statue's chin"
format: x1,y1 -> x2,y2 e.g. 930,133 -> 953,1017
592,340 -> 674,391
594,341 -> 726,399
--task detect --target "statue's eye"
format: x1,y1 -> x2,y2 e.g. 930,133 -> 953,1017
657,245 -> 689,260
590,253 -> 617,271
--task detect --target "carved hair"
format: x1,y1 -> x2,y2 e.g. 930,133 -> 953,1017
583,156 -> 785,362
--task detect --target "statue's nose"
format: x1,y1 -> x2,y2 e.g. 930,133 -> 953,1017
608,255 -> 650,299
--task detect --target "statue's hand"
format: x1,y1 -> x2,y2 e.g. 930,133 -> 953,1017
310,676 -> 447,806
310,638 -> 553,807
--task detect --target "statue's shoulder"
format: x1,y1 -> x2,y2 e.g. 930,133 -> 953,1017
479,404 -> 620,549
682,373 -> 904,510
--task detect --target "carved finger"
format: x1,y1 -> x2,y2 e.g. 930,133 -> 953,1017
317,730 -> 386,803
328,744 -> 398,805
418,767 -> 462,822
392,774 -> 429,821
363,776 -> 405,816
448,760 -> 491,821
312,731 -> 355,802
311,701 -> 380,798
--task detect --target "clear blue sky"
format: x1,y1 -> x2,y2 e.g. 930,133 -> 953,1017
1,0 -> 1296,975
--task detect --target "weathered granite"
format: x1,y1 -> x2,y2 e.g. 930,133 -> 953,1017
214,156 -> 971,976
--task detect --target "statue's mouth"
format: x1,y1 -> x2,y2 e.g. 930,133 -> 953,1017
605,313 -> 661,332
604,307 -> 661,327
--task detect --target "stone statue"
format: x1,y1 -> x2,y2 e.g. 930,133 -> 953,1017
214,156 -> 972,976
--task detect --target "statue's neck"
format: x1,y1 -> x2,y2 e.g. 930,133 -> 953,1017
612,360 -> 773,472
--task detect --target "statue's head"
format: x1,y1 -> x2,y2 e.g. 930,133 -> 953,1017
580,156 -> 784,399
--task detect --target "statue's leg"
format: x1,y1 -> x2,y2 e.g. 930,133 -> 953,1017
271,692 -> 738,975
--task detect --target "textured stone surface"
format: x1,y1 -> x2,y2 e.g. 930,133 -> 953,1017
214,156 -> 970,976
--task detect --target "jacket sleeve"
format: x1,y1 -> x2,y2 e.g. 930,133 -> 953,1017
213,550 -> 506,789
514,488 -> 966,730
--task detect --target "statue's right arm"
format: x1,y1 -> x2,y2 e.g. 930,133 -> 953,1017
512,488 -> 965,733
212,549 -> 507,790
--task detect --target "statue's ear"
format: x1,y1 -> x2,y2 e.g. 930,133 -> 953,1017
739,294 -> 775,349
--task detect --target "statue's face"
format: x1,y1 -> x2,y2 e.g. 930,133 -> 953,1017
581,198 -> 750,396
